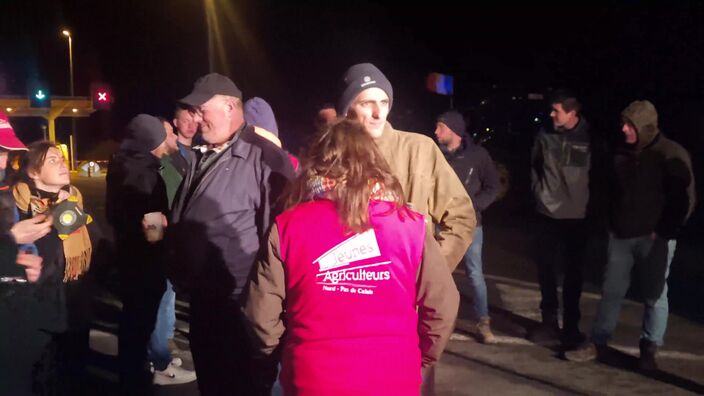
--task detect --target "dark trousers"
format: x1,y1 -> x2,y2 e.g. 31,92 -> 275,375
534,214 -> 587,332
190,294 -> 276,396
118,260 -> 165,392
0,325 -> 55,396
55,328 -> 90,395
57,274 -> 95,395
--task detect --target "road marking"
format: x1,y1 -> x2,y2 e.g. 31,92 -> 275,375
485,274 -> 643,307
466,274 -> 704,361
609,345 -> 704,361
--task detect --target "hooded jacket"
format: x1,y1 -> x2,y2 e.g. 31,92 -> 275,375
106,149 -> 169,244
105,116 -> 171,297
610,100 -> 696,239
531,117 -> 591,219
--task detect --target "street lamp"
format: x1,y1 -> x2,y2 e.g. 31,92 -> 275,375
61,29 -> 76,170
62,30 -> 74,96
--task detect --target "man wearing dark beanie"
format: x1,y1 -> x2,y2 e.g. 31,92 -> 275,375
435,110 -> 501,344
337,63 -> 475,267
106,114 -> 179,390
337,63 -> 475,394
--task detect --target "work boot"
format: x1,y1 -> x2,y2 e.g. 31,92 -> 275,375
639,339 -> 658,372
527,313 -> 560,344
564,342 -> 598,362
476,317 -> 498,344
561,326 -> 586,350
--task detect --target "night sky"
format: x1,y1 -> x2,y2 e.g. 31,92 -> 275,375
1,1 -> 703,157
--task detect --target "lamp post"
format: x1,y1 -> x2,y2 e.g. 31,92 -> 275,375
62,30 -> 74,97
62,29 -> 76,170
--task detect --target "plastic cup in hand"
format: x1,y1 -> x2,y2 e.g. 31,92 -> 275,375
144,212 -> 164,242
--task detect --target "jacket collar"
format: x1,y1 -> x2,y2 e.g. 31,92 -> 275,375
179,125 -> 255,214
230,124 -> 254,159
374,122 -> 397,145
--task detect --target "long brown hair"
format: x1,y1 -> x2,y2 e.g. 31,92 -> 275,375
285,118 -> 411,233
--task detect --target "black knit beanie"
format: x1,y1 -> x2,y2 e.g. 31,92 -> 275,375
437,110 -> 467,135
337,63 -> 393,116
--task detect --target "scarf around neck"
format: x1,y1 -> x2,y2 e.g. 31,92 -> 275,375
307,175 -> 397,202
12,182 -> 93,282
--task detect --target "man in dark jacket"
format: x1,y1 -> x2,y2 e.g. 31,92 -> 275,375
106,114 -> 177,390
166,73 -> 294,396
529,90 -> 591,348
566,100 -> 695,371
435,110 -> 500,344
147,118 -> 196,385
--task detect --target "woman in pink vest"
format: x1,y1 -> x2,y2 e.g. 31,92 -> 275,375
245,119 -> 459,396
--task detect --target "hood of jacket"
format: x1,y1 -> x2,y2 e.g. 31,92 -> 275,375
621,100 -> 659,151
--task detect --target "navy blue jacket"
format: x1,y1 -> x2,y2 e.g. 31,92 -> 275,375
443,139 -> 500,227
166,125 -> 294,298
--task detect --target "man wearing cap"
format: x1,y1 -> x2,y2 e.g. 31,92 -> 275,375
435,110 -> 500,344
166,74 -> 294,395
106,114 -> 181,390
337,63 -> 474,393
337,63 -> 475,270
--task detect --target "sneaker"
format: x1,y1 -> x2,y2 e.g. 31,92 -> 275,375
639,339 -> 658,372
564,342 -> 598,362
170,357 -> 183,368
153,365 -> 197,386
477,317 -> 498,344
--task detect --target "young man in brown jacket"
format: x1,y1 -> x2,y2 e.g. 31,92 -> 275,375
336,62 -> 476,393
336,63 -> 476,270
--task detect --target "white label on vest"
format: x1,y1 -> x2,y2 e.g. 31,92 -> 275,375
314,229 -> 381,271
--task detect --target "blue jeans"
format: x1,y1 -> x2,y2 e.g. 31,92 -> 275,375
462,226 -> 489,319
591,235 -> 676,346
148,280 -> 176,370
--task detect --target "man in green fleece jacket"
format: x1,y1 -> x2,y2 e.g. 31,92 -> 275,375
336,63 -> 476,271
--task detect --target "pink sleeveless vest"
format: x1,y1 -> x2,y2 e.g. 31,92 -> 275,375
276,199 -> 426,395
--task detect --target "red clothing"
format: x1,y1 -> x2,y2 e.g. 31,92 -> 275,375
287,153 -> 300,172
276,199 -> 425,395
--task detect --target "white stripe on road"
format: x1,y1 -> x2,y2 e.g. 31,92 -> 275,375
466,274 -> 704,361
484,274 -> 643,307
609,345 -> 704,361
450,336 -> 704,360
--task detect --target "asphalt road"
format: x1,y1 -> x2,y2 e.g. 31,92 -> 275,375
72,174 -> 704,395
